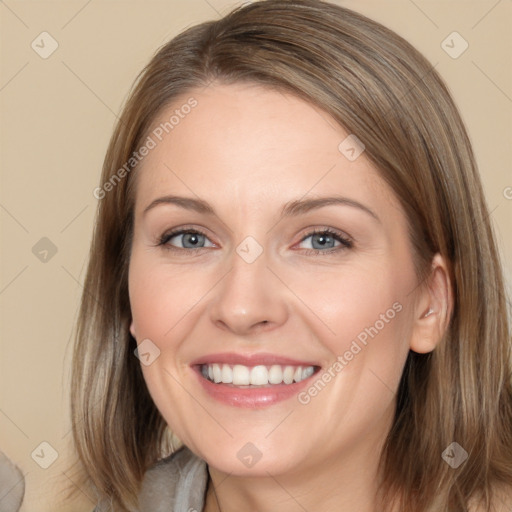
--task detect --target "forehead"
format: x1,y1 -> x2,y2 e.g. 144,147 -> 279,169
133,82 -> 398,215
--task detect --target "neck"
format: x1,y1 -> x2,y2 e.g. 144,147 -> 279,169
204,405 -> 393,512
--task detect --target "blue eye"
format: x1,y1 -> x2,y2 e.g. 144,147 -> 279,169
158,229 -> 214,250
297,229 -> 353,254
156,227 -> 353,255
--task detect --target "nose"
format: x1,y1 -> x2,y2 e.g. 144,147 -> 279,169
208,245 -> 289,336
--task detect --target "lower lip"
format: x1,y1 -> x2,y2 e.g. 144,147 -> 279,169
193,366 -> 318,408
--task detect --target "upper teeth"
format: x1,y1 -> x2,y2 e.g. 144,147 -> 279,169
201,364 -> 315,386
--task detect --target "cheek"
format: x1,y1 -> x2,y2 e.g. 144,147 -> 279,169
295,263 -> 411,350
128,254 -> 208,343
127,255 -> 201,439
293,276 -> 411,440
293,260 -> 415,405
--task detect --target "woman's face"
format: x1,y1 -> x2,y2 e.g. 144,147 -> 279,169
128,82 -> 423,477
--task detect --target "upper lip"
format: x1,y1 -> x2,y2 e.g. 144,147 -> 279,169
190,352 -> 320,367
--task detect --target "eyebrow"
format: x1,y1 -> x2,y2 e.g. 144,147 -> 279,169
142,194 -> 380,223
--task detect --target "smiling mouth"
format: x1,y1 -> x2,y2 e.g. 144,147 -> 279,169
199,363 -> 319,387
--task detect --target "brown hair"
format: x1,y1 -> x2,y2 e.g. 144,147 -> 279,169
65,1 -> 512,510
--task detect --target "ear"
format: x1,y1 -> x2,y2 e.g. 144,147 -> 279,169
129,319 -> 136,339
409,253 -> 453,354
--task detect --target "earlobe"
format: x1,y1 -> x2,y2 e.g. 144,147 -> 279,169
409,253 -> 453,354
129,320 -> 136,339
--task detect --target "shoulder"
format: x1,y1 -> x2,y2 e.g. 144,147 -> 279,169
137,445 -> 208,512
0,451 -> 24,512
91,446 -> 208,512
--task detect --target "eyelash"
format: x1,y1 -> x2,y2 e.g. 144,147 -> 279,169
156,226 -> 353,256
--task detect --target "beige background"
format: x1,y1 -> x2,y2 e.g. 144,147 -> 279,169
1,1 -> 511,511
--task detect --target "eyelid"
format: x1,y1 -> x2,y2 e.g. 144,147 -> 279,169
294,227 -> 353,252
297,227 -> 352,243
157,226 -> 216,249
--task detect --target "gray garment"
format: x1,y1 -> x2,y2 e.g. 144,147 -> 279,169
0,451 -> 25,512
94,446 -> 208,512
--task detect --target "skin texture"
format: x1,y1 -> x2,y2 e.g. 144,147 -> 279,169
128,82 -> 451,512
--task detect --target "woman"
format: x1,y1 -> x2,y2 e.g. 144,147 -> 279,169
66,1 -> 512,511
